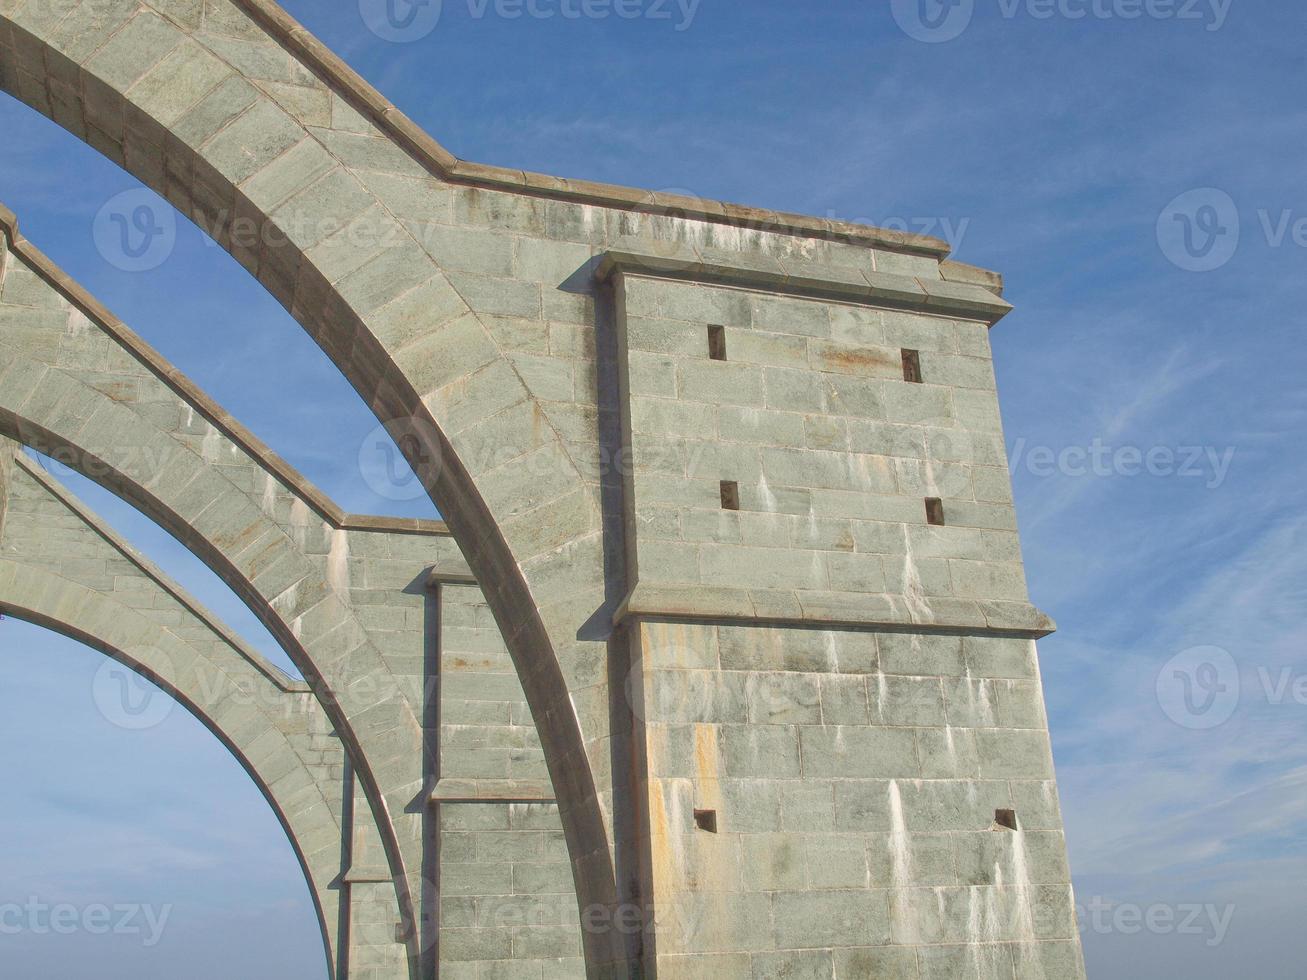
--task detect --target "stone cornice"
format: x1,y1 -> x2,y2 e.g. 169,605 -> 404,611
229,0 -> 959,261
0,205 -> 451,539
596,245 -> 1015,325
428,779 -> 557,805
614,583 -> 1056,639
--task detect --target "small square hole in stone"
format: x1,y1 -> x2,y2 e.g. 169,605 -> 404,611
995,808 -> 1019,831
902,348 -> 923,383
694,809 -> 718,833
720,481 -> 740,511
925,497 -> 945,526
708,324 -> 727,361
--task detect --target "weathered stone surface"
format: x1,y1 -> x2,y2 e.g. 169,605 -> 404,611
0,2 -> 1084,976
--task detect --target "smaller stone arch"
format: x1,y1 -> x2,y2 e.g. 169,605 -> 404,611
0,207 -> 449,970
0,448 -> 408,978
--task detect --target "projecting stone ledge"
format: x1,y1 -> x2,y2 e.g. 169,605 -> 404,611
596,243 -> 1015,325
614,582 -> 1056,637
428,779 -> 557,805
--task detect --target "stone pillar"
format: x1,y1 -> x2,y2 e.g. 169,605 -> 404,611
0,439 -> 14,546
428,578 -> 586,978
604,252 -> 1085,979
0,214 -> 11,546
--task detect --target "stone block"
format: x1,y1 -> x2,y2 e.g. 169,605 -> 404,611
800,727 -> 919,779
772,890 -> 890,949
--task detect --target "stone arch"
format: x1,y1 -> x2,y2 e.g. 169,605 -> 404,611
0,6 -> 621,961
0,214 -> 451,973
0,456 -> 346,975
0,6 -> 1098,980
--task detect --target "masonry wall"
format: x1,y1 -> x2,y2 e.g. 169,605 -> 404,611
0,3 -> 1087,974
436,582 -> 583,977
611,268 -> 1084,978
615,275 -> 1028,620
631,620 -> 1081,978
0,225 -> 456,973
439,803 -> 581,977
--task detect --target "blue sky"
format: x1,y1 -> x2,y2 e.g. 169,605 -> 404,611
1,0 -> 1305,976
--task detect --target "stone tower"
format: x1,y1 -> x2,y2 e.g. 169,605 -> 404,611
0,2 -> 1083,977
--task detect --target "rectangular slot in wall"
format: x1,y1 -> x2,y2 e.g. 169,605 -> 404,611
902,348 -> 923,383
925,497 -> 945,526
995,808 -> 1019,831
720,481 -> 740,511
693,809 -> 718,833
708,324 -> 727,361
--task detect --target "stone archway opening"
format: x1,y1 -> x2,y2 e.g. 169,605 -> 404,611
23,447 -> 298,676
0,618 -> 332,980
0,93 -> 439,524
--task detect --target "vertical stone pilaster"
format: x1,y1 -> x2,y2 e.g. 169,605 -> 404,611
0,437 -> 14,546
605,252 -> 1085,979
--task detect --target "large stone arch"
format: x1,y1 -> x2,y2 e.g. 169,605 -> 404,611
0,451 -> 348,974
0,211 -> 461,973
0,4 -> 1093,979
0,6 -> 624,959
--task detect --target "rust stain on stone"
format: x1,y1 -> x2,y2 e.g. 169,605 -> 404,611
223,518 -> 265,555
92,379 -> 137,402
694,723 -> 719,784
818,345 -> 897,374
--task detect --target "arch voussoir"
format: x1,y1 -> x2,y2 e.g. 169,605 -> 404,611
0,223 -> 447,974
0,453 -> 350,974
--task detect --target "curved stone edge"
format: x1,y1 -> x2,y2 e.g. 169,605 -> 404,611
0,541 -> 344,976
13,451 -> 313,691
0,235 -> 428,973
229,0 -> 954,261
0,377 -> 425,976
0,81 -> 598,959
0,203 -> 449,539
0,569 -> 343,977
0,10 -> 669,967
